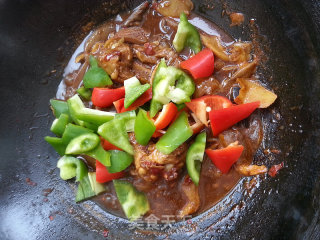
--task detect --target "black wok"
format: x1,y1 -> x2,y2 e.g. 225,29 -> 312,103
1,0 -> 320,239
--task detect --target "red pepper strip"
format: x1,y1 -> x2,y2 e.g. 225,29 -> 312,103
152,130 -> 164,138
113,89 -> 152,113
96,160 -> 124,183
92,87 -> 125,108
209,101 -> 260,136
180,48 -> 215,79
268,162 -> 284,177
100,137 -> 121,151
186,95 -> 232,126
206,144 -> 244,174
154,102 -> 178,130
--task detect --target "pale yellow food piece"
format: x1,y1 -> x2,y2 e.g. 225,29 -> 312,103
235,78 -> 277,108
156,0 -> 193,18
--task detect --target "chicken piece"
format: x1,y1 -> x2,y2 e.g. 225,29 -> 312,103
155,0 -> 194,18
91,38 -> 134,82
129,133 -> 187,182
178,175 -> 200,218
133,46 -> 158,64
229,42 -> 252,63
201,34 -> 230,62
132,60 -> 152,83
114,27 -> 150,44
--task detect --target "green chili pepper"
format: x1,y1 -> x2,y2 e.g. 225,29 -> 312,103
86,144 -> 111,167
124,77 -> 150,108
134,108 -> 156,146
156,111 -> 193,154
68,94 -> 115,125
186,132 -> 206,185
150,59 -> 167,117
98,118 -> 134,155
44,136 -> 66,156
62,123 -> 93,145
65,133 -> 100,155
176,103 -> 186,111
115,110 -> 136,132
107,150 -> 134,173
77,86 -> 92,100
83,56 -> 112,88
50,99 -> 71,119
76,175 -> 95,202
87,172 -> 106,195
173,12 -> 201,53
113,180 -> 150,221
50,113 -> 69,136
57,155 -> 88,181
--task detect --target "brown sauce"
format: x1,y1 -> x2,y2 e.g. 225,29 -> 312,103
57,2 -> 265,220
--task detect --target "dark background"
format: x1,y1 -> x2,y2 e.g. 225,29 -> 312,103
0,0 -> 320,239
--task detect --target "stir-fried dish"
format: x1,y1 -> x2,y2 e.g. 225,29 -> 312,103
45,0 -> 278,221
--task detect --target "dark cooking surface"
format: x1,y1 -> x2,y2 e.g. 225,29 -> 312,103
0,0 -> 320,239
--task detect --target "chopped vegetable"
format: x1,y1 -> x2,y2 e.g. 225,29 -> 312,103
83,56 -> 112,88
268,162 -> 284,177
180,48 -> 215,79
124,77 -> 150,108
107,150 -> 133,173
44,136 -> 66,156
173,13 -> 201,53
76,175 -> 95,202
186,132 -> 206,185
186,95 -> 232,126
113,180 -> 150,221
62,123 -> 93,145
156,112 -> 193,154
87,172 -> 106,195
86,144 -> 111,167
209,101 -> 260,136
67,94 -> 115,125
98,118 -> 134,155
206,142 -> 244,173
114,89 -> 152,113
65,133 -> 100,155
96,160 -> 124,183
50,99 -> 71,119
92,87 -> 125,108
115,110 -> 136,132
235,78 -> 277,108
77,86 -> 92,100
201,34 -> 229,61
153,102 -> 178,131
50,113 -> 69,136
134,108 -> 156,145
152,60 -> 195,106
101,137 -> 122,151
57,155 -> 88,181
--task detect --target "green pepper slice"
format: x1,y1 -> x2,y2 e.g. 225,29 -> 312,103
44,136 -> 66,156
124,77 -> 150,108
134,108 -> 156,146
115,110 -> 136,132
77,86 -> 92,100
86,144 -> 111,167
87,172 -> 106,195
50,99 -> 71,119
57,155 -> 88,182
186,132 -> 206,185
156,111 -> 193,154
68,95 -> 115,125
98,118 -> 134,155
62,123 -> 93,145
50,113 -> 69,136
107,150 -> 133,173
75,174 -> 95,202
113,180 -> 150,221
173,12 -> 201,53
65,133 -> 100,155
83,56 -> 112,88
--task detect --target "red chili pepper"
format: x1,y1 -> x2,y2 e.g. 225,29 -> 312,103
180,48 -> 215,79
96,160 -> 124,183
206,144 -> 244,174
268,162 -> 284,177
92,87 -> 125,108
209,101 -> 260,136
100,137 -> 121,151
113,88 -> 152,113
186,95 -> 232,126
153,102 -> 178,130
